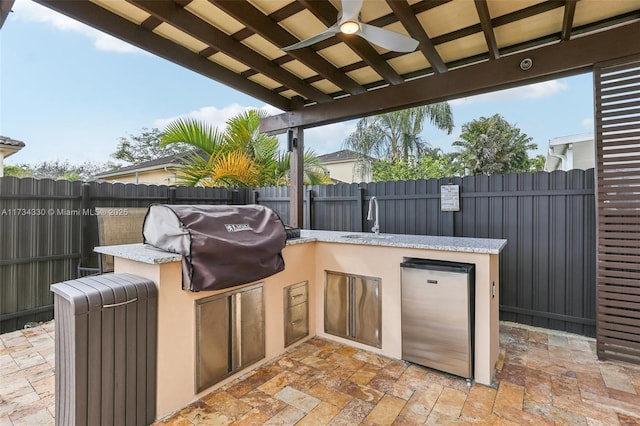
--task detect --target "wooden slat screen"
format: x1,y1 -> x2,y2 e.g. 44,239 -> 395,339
595,54 -> 640,364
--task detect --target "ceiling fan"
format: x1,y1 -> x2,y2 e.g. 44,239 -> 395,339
282,0 -> 419,53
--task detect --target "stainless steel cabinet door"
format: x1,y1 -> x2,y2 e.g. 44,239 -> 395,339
196,283 -> 265,392
238,286 -> 265,368
196,294 -> 230,392
353,276 -> 381,348
325,272 -> 381,348
325,273 -> 349,338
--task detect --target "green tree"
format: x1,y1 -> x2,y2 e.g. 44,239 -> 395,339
161,109 -> 330,187
344,104 -> 454,162
274,150 -> 331,185
112,127 -> 188,164
527,154 -> 546,172
59,171 -> 82,181
453,114 -> 537,175
372,154 -> 462,182
3,165 -> 32,177
3,161 -> 116,180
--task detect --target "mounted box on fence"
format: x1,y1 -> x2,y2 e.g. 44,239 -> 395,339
142,204 -> 287,292
440,184 -> 460,212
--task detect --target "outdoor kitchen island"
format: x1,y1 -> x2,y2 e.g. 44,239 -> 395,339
96,230 -> 506,421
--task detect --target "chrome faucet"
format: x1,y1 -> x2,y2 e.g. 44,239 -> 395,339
367,196 -> 380,235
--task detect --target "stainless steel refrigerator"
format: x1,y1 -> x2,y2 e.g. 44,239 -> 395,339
401,258 -> 475,379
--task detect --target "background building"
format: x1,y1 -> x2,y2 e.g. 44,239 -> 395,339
317,150 -> 373,183
544,133 -> 595,171
0,136 -> 25,177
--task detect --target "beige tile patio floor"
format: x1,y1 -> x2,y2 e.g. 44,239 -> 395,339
2,321 -> 640,425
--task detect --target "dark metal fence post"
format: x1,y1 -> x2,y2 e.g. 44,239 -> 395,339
440,179 -> 456,236
80,183 -> 91,269
357,186 -> 366,232
231,188 -> 239,205
168,186 -> 177,204
304,189 -> 314,229
252,190 -> 260,205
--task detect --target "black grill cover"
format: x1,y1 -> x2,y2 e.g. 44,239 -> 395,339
142,204 -> 286,292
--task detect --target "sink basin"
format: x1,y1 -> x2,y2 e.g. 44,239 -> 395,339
341,234 -> 390,239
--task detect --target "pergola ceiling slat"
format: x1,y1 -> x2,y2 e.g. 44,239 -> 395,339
474,0 -> 499,60
562,0 -> 578,41
140,15 -> 162,31
128,0 -> 332,104
492,1 -> 565,27
386,0 -> 447,74
209,0 -> 366,96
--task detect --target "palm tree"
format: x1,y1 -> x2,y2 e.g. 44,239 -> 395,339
161,116 -> 260,187
161,109 -> 330,187
344,104 -> 454,163
224,110 -> 279,184
274,150 -> 332,185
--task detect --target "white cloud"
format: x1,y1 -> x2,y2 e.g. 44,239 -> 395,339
451,80 -> 568,105
154,103 -> 355,155
305,121 -> 356,154
12,0 -> 143,54
154,104 -> 263,130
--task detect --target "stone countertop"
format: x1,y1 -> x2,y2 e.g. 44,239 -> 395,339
95,230 -> 506,265
95,243 -> 183,264
299,230 -> 507,254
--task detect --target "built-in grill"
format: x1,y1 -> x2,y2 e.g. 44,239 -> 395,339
143,204 -> 287,292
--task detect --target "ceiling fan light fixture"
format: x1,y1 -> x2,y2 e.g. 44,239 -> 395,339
339,21 -> 360,34
282,0 -> 418,52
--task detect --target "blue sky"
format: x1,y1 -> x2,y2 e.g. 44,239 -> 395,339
1,0 -> 595,166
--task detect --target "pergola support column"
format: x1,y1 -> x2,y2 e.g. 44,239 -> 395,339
290,126 -> 304,228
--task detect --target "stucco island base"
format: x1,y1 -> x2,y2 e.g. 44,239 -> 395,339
97,230 -> 505,420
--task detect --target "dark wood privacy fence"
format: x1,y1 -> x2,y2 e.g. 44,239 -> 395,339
1,170 -> 596,337
595,54 -> 640,364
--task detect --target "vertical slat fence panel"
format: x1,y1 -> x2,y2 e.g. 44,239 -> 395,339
2,170 -> 597,337
0,178 -> 83,332
595,55 -> 640,363
258,169 -> 595,336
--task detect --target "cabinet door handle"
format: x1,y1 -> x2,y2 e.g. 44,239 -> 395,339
291,320 -> 302,325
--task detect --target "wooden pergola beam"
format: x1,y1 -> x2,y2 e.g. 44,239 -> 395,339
562,0 -> 578,41
475,0 -> 500,60
0,0 -> 15,29
210,0 -> 367,96
261,20 -> 640,134
129,0 -> 333,104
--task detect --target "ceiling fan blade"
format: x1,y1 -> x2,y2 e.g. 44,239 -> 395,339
282,26 -> 341,51
340,0 -> 363,23
358,23 -> 419,52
